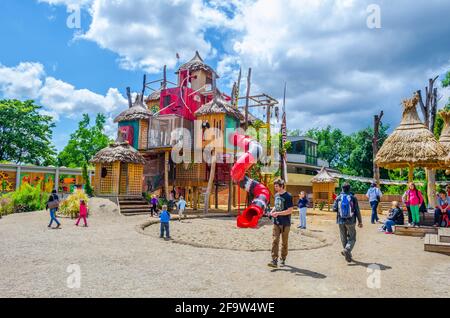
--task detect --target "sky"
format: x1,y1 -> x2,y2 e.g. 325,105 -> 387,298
0,0 -> 449,152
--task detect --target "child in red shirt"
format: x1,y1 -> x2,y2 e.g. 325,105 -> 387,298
75,200 -> 88,227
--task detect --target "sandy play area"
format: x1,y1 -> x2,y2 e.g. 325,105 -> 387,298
143,217 -> 329,251
0,198 -> 449,298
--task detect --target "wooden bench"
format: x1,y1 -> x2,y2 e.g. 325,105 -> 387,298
424,232 -> 450,255
439,228 -> 450,244
394,225 -> 438,237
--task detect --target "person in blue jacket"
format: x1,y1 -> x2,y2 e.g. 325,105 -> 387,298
159,205 -> 171,240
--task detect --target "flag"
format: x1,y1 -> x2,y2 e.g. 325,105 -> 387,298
281,83 -> 288,183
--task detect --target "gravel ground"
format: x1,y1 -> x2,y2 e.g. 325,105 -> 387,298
0,200 -> 449,298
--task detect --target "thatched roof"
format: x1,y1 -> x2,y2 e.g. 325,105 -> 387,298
311,167 -> 337,183
114,94 -> 152,123
195,96 -> 243,120
145,89 -> 161,102
375,93 -> 447,169
90,142 -> 146,164
177,51 -> 218,77
439,110 -> 450,152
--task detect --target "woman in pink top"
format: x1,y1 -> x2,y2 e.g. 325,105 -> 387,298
75,200 -> 88,227
405,183 -> 424,227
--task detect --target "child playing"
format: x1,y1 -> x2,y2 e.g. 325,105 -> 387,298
177,196 -> 187,222
75,200 -> 88,227
297,191 -> 308,229
159,205 -> 171,239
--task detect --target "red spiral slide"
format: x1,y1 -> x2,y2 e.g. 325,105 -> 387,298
230,132 -> 270,228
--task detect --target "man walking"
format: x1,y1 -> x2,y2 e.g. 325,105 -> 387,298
333,183 -> 363,263
366,182 -> 382,224
268,179 -> 294,268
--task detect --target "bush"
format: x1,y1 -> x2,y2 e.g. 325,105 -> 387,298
59,189 -> 89,218
0,196 -> 14,216
10,182 -> 48,213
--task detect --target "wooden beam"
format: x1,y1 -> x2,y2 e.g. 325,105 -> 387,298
164,151 -> 170,199
244,68 -> 252,131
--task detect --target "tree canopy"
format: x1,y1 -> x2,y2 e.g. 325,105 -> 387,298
0,99 -> 56,165
57,114 -> 112,168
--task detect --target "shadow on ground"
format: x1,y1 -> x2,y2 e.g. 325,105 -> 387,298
348,260 -> 392,271
271,265 -> 327,279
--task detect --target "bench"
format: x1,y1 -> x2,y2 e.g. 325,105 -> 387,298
439,228 -> 450,244
424,230 -> 450,255
394,225 -> 438,237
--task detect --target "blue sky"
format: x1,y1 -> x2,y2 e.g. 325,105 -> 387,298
1,0 -> 449,152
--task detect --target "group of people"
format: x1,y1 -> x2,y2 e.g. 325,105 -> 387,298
45,190 -> 89,229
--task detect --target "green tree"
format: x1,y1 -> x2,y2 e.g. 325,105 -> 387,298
58,114 -> 111,168
305,126 -> 353,168
0,99 -> 56,165
433,71 -> 450,138
344,124 -> 389,178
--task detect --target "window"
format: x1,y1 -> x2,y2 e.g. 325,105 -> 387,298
163,95 -> 171,108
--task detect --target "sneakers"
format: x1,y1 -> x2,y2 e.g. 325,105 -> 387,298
267,259 -> 278,268
341,249 -> 352,263
384,231 -> 393,235
280,259 -> 286,266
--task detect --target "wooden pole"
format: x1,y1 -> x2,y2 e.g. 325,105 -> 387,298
227,165 -> 233,215
244,68 -> 252,131
408,165 -> 414,183
373,111 -> 384,188
164,150 -> 170,199
204,151 -> 217,214
163,65 -> 167,89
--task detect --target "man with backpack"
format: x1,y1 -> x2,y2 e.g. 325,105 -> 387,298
333,183 -> 363,263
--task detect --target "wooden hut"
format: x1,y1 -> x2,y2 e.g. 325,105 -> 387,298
90,142 -> 146,196
114,94 -> 152,151
375,93 -> 446,182
311,167 -> 337,211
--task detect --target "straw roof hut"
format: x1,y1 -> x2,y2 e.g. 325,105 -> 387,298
195,96 -> 243,121
176,51 -> 218,78
90,142 -> 145,196
114,94 -> 152,123
311,167 -> 337,211
90,142 -> 146,165
375,93 -> 446,180
439,110 -> 450,152
311,167 -> 338,183
145,89 -> 161,102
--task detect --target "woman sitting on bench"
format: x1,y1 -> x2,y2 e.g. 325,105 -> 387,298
381,201 -> 404,234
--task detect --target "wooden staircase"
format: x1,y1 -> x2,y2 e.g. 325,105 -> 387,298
424,228 -> 450,255
118,196 -> 152,216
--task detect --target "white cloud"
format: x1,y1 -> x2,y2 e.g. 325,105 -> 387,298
35,0 -> 450,133
78,0 -> 235,73
0,62 -> 127,122
38,0 -> 92,9
0,62 -> 45,100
